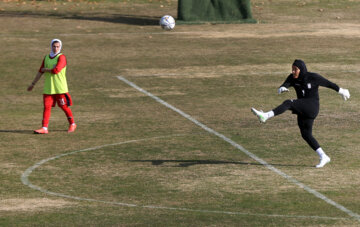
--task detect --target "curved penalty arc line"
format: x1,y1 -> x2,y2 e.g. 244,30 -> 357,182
21,135 -> 350,221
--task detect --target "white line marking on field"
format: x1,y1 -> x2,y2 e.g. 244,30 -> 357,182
116,75 -> 360,222
21,135 -> 349,221
125,69 -> 360,78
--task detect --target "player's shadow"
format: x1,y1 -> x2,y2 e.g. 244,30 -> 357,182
0,129 -> 67,134
0,11 -> 160,25
0,129 -> 35,134
129,159 -> 309,168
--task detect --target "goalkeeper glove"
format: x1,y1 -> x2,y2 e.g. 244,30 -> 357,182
338,88 -> 350,101
278,86 -> 289,94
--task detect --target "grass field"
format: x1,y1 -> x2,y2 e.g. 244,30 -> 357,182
1,0 -> 360,226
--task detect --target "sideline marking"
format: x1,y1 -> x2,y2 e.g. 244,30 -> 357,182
21,135 -> 349,221
117,75 -> 360,222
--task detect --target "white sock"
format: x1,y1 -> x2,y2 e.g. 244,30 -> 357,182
265,111 -> 274,119
315,147 -> 326,158
43,127 -> 48,130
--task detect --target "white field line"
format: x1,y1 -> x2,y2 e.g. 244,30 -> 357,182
21,135 -> 349,221
121,69 -> 360,78
117,75 -> 360,222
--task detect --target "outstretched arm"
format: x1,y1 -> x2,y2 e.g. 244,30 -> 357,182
27,72 -> 43,91
316,74 -> 350,100
278,74 -> 292,94
316,74 -> 339,91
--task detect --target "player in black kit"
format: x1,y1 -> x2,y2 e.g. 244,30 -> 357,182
251,59 -> 350,168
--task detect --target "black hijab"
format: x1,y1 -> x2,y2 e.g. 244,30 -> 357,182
292,59 -> 308,80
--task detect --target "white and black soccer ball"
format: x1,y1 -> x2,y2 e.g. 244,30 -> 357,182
160,15 -> 175,30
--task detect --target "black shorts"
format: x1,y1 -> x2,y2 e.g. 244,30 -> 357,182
289,99 -> 319,119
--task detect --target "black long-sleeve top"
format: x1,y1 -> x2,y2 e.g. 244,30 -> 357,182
281,60 -> 339,101
281,73 -> 339,101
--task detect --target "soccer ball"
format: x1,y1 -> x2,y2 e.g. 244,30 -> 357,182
160,15 -> 175,30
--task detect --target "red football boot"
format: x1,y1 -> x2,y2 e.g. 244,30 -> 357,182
34,128 -> 48,134
68,124 -> 77,133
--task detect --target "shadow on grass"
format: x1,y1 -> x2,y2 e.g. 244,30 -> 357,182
0,129 -> 67,134
0,129 -> 35,134
130,159 -> 310,168
0,11 -> 160,25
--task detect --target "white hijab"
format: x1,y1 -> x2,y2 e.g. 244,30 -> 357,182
50,39 -> 62,58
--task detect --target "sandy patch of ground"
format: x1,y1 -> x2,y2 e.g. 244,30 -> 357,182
0,198 -> 74,212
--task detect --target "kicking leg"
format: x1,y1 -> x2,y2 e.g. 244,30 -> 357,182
251,99 -> 293,123
251,108 -> 274,123
273,99 -> 293,116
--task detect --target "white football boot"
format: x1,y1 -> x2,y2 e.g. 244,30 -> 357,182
251,108 -> 268,123
316,154 -> 331,168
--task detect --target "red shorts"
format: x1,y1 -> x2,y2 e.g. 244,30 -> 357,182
44,93 -> 73,107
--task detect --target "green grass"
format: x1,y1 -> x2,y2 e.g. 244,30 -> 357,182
1,0 -> 360,226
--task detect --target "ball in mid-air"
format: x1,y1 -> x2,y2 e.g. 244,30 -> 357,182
160,15 -> 175,30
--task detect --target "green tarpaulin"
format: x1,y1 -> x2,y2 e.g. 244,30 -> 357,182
178,0 -> 255,23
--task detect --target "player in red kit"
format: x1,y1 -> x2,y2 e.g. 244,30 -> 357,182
27,39 -> 76,134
